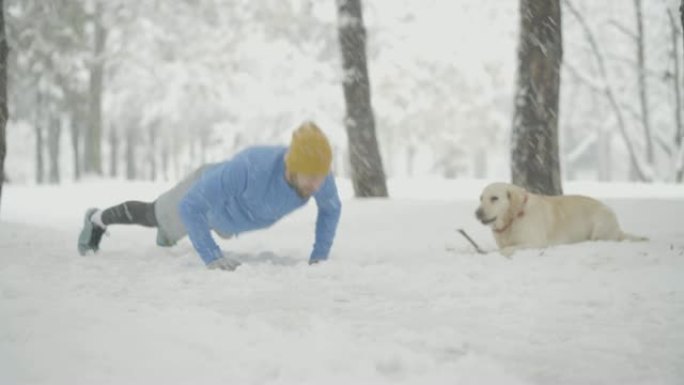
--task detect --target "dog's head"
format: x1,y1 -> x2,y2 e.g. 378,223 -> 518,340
475,182 -> 527,230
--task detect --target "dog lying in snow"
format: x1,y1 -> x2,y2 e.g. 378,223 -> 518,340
475,182 -> 647,256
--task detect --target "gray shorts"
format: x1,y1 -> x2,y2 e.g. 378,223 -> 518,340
154,164 -> 216,247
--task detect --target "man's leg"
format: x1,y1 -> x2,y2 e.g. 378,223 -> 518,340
77,201 -> 157,255
93,201 -> 158,228
154,164 -> 216,247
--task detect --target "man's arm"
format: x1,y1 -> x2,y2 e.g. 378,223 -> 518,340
310,174 -> 342,262
178,161 -> 247,265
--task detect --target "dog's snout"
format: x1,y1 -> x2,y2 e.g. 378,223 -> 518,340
475,208 -> 484,219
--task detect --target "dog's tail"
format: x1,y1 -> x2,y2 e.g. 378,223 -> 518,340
619,232 -> 649,242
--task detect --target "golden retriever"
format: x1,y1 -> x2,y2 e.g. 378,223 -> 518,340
475,182 -> 647,256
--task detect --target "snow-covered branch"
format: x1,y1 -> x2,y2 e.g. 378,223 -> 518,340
563,0 -> 652,182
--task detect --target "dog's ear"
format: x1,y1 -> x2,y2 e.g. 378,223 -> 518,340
505,186 -> 524,221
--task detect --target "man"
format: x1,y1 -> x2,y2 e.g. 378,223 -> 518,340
77,122 -> 342,270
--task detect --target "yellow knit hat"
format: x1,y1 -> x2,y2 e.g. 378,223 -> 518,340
285,122 -> 332,175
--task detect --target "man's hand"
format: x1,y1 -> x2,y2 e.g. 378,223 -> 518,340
207,255 -> 241,271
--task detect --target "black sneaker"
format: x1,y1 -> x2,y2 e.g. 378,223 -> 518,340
77,208 -> 106,255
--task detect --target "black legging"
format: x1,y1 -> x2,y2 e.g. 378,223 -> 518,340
101,201 -> 158,228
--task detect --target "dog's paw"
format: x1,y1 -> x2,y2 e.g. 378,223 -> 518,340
499,247 -> 516,258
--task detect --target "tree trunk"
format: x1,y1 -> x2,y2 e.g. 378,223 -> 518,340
0,0 -> 7,212
148,125 -> 157,181
70,116 -> 81,181
678,0 -> 684,182
172,134 -> 180,181
563,118 -> 576,181
109,127 -> 118,177
188,137 -> 196,175
47,115 -> 61,184
84,2 -> 106,176
161,138 -> 169,181
634,0 -> 654,168
35,92 -> 45,184
335,0 -> 388,198
125,127 -> 136,180
199,130 -> 207,166
667,9 -> 682,152
511,0 -> 563,195
35,124 -> 45,184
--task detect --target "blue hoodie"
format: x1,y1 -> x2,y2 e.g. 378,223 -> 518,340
178,146 -> 342,265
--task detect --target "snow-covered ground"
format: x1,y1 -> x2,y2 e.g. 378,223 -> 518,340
1,178 -> 683,385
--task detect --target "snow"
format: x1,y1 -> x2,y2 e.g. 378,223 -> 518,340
1,178 -> 684,384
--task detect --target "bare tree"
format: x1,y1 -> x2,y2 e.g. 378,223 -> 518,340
511,0 -> 563,195
35,92 -> 45,184
563,0 -> 651,181
161,137 -> 170,181
47,116 -> 61,184
675,0 -> 684,183
70,121 -> 82,180
125,127 -> 137,180
67,91 -> 84,181
634,0 -> 654,166
634,0 -> 654,169
0,0 -> 7,212
667,6 -> 683,182
109,126 -> 119,177
148,125 -> 157,181
84,2 -> 107,176
335,0 -> 388,198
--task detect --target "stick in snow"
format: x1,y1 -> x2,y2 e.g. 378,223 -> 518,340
457,228 -> 487,255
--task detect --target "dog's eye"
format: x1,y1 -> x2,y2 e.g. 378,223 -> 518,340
490,196 -> 499,203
